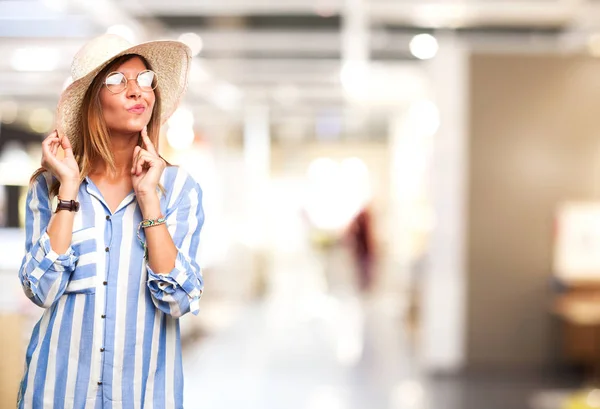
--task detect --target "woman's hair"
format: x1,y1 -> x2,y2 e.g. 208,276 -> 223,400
31,54 -> 164,197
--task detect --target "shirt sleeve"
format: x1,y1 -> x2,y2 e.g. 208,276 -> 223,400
18,174 -> 79,308
146,175 -> 204,318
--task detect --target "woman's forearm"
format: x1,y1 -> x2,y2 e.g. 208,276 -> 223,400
139,195 -> 177,274
47,183 -> 78,254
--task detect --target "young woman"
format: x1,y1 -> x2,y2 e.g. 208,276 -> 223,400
17,33 -> 204,408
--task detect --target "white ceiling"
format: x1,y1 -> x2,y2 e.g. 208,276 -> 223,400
1,0 -> 599,138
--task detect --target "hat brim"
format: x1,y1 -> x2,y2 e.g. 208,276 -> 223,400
56,40 -> 191,151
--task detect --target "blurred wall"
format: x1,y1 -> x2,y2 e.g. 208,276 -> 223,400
467,53 -> 600,369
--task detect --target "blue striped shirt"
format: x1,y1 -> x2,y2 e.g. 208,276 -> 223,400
17,166 -> 204,409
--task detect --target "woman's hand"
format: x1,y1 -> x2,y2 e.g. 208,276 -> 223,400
131,126 -> 166,200
41,130 -> 80,195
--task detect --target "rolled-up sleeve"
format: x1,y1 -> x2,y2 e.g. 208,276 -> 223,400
19,174 -> 79,308
147,179 -> 204,318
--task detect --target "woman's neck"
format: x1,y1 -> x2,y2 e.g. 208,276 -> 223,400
91,131 -> 139,178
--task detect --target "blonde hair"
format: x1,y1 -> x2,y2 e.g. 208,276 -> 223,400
31,54 -> 165,197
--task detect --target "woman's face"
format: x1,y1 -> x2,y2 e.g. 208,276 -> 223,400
98,56 -> 155,137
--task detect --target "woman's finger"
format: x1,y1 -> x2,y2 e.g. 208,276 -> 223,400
132,147 -> 152,175
135,154 -> 149,176
43,131 -> 58,146
42,136 -> 57,157
134,147 -> 151,170
42,133 -> 59,155
141,126 -> 158,156
41,144 -> 60,170
131,146 -> 141,174
60,134 -> 74,158
40,130 -> 65,174
43,137 -> 59,152
135,153 -> 157,176
43,130 -> 58,143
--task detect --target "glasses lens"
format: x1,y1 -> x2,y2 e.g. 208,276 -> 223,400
105,72 -> 126,93
137,71 -> 156,91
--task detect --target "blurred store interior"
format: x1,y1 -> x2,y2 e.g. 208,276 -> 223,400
7,0 -> 600,408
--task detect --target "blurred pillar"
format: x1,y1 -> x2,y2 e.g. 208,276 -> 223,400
389,113 -> 431,269
421,33 -> 469,373
243,106 -> 271,291
342,0 -> 369,64
244,106 -> 270,186
341,0 -> 370,103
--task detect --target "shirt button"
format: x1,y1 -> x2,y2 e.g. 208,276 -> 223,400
97,381 -> 103,385
106,215 -> 110,220
101,314 -> 106,319
105,247 -> 109,252
100,348 -> 105,352
103,281 -> 108,286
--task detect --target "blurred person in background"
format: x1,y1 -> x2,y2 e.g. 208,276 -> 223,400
16,34 -> 204,408
346,205 -> 376,293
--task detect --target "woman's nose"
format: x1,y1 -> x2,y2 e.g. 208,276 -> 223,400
126,79 -> 142,97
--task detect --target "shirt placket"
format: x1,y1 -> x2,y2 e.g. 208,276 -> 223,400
97,209 -> 114,393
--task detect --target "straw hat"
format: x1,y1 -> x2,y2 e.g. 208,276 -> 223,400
56,33 -> 191,151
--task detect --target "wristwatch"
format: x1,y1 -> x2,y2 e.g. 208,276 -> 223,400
55,198 -> 80,213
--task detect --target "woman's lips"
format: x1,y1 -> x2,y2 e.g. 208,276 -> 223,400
127,105 -> 145,114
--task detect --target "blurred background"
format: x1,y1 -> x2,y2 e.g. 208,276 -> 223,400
5,0 -> 600,408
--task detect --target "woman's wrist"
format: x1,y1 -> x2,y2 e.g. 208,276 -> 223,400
138,195 -> 161,219
58,182 -> 79,200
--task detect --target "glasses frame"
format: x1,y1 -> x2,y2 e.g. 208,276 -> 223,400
104,69 -> 158,94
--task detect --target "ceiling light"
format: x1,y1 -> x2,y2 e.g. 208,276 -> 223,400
409,34 -> 439,60
28,108 -> 54,134
178,33 -> 203,57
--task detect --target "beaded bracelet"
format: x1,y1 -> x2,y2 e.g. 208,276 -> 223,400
137,217 -> 167,257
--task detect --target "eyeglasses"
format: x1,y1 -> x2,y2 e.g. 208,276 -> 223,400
104,70 -> 158,94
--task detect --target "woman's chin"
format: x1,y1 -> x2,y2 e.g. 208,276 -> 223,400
123,122 -> 147,134
107,117 -> 149,136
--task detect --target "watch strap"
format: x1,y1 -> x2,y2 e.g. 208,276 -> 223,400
55,198 -> 80,213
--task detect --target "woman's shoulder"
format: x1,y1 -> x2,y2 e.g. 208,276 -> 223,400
30,170 -> 57,192
163,165 -> 202,200
25,170 -> 59,205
